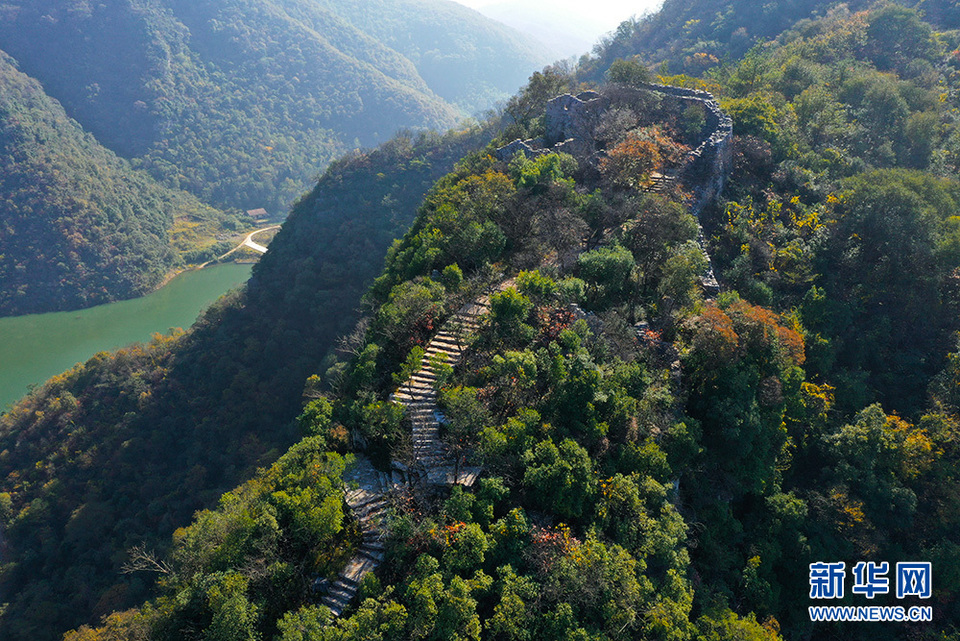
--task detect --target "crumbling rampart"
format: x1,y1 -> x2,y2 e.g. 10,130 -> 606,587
497,83 -> 732,217
496,82 -> 732,293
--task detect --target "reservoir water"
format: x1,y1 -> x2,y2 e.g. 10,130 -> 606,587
0,263 -> 253,413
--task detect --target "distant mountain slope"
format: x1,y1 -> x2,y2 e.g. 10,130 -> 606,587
579,0 -> 858,77
0,51 -> 235,316
581,0 -> 960,78
309,0 -> 552,113
0,0 -> 543,211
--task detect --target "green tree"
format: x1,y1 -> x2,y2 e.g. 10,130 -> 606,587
522,439 -> 596,520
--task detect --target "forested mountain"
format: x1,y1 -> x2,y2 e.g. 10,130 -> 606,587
579,0 -> 960,78
0,125 -> 492,641
0,0 -> 545,315
0,0 -> 546,212
306,0 -> 550,114
56,1 -> 960,628
0,51 -> 241,316
7,1 -> 960,640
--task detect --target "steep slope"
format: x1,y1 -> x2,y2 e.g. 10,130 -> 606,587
60,75 -> 790,640
0,126 -> 491,641
0,51 -> 238,316
580,0 -> 960,78
0,0 -> 543,212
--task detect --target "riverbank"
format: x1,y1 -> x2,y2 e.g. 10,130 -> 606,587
0,263 -> 253,413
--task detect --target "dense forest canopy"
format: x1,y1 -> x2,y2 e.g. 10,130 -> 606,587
6,1 -> 960,640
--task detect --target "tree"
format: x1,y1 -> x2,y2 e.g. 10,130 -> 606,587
607,58 -> 653,87
522,438 -> 596,520
490,288 -> 535,345
502,66 -> 572,137
577,245 -> 636,309
810,169 -> 960,413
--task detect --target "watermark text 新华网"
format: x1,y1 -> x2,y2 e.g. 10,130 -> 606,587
809,561 -> 933,623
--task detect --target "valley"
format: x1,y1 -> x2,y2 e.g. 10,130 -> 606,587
0,262 -> 252,411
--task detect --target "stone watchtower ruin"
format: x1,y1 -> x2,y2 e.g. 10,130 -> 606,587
496,82 -> 733,294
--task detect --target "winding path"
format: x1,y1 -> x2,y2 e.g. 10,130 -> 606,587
321,286 -> 505,615
197,225 -> 280,268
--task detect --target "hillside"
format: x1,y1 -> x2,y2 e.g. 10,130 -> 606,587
0,0 -> 545,212
579,0 -> 960,79
0,51 -> 241,316
0,125 -> 493,641
55,3 -> 960,640
307,0 -> 552,113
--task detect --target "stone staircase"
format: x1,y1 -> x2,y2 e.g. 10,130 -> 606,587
322,285 -> 509,616
390,286 -> 508,485
320,456 -> 400,616
642,172 -> 676,194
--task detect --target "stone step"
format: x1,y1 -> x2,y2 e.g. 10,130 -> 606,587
400,379 -> 436,389
347,492 -> 386,510
322,591 -> 352,610
393,390 -> 437,401
413,443 -> 445,453
358,547 -> 385,563
326,584 -> 356,602
413,425 -> 442,434
414,448 -> 447,458
322,595 -> 350,616
422,348 -> 458,359
359,512 -> 385,525
413,446 -> 442,455
337,574 -> 360,589
425,340 -> 460,352
345,487 -> 379,504
398,390 -> 435,401
340,555 -> 378,584
407,407 -> 438,416
404,399 -> 437,408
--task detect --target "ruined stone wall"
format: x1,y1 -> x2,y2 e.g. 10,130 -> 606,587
637,83 -> 734,218
496,83 -> 733,218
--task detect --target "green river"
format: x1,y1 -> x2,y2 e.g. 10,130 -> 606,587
0,263 -> 253,413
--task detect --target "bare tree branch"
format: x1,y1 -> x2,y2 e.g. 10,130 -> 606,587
121,545 -> 172,575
